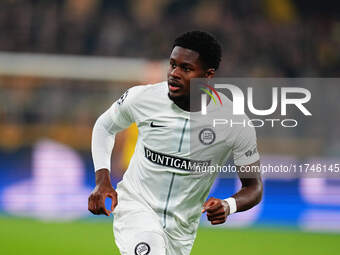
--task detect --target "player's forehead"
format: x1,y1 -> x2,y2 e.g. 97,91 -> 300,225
170,46 -> 201,66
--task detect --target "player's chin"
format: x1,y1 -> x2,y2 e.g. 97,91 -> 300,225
168,91 -> 185,101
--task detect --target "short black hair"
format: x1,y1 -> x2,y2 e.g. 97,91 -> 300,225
172,31 -> 222,70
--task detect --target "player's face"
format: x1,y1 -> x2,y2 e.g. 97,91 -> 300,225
167,46 -> 206,100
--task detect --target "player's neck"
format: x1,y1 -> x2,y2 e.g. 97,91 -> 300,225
174,99 -> 191,112
169,94 -> 208,112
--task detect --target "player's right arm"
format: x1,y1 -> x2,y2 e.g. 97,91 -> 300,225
203,115 -> 262,224
88,168 -> 117,216
88,88 -> 137,216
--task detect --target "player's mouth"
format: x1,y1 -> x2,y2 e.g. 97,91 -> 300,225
168,81 -> 182,93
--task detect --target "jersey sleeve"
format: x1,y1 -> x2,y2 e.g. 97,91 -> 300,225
232,123 -> 260,166
91,86 -> 141,171
108,87 -> 136,129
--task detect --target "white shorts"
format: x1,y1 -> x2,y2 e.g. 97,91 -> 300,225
113,184 -> 195,255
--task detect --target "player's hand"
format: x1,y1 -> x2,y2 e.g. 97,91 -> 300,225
88,169 -> 117,216
202,197 -> 229,225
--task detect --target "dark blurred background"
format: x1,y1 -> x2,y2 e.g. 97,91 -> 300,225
1,0 -> 340,76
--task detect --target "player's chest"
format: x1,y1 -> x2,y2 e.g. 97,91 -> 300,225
137,115 -> 234,158
138,115 -> 189,153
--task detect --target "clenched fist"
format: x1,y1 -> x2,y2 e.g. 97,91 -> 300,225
202,197 -> 230,225
88,169 -> 117,216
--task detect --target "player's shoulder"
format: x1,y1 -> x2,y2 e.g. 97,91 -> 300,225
124,81 -> 167,100
115,81 -> 168,121
218,92 -> 251,121
218,92 -> 233,109
214,92 -> 256,139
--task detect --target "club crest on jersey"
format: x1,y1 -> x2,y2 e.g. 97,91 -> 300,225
199,128 -> 216,145
135,242 -> 150,255
117,90 -> 129,105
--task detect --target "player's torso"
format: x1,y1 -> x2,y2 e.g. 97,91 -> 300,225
119,82 -> 237,239
129,82 -> 235,174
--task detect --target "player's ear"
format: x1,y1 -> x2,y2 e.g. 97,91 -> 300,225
205,68 -> 215,78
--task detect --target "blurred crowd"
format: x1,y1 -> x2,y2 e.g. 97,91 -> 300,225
1,0 -> 340,154
1,0 -> 340,76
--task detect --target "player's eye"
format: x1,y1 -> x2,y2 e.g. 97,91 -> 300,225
170,62 -> 176,69
183,67 -> 192,72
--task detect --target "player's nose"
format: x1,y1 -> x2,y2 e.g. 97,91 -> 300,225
169,66 -> 181,79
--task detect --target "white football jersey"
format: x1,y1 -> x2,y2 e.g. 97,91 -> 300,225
95,81 -> 259,240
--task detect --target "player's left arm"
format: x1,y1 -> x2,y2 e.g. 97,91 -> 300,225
203,117 -> 262,225
232,160 -> 263,212
202,161 -> 262,225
